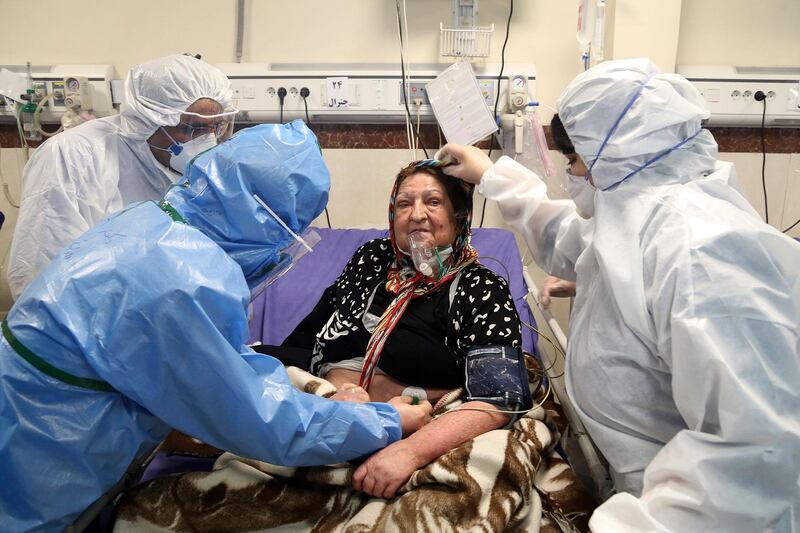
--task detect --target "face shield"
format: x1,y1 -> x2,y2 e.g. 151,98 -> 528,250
162,121 -> 330,298
248,194 -> 321,302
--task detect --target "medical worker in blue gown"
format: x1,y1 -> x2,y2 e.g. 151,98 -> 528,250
0,120 -> 432,532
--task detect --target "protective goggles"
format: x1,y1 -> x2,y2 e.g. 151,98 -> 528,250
169,107 -> 239,141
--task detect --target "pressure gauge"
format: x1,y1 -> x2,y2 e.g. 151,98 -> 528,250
511,75 -> 527,90
62,76 -> 93,110
508,74 -> 528,112
66,78 -> 81,92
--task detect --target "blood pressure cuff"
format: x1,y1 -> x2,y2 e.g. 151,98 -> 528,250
463,345 -> 532,426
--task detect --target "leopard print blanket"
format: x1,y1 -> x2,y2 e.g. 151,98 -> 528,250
114,366 -> 594,532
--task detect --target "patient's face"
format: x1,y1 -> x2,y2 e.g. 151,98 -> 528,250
394,172 -> 457,251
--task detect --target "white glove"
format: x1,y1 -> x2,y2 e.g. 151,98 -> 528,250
435,143 -> 493,185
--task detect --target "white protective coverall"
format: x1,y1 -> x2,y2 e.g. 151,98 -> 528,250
478,59 -> 800,532
7,54 -> 232,299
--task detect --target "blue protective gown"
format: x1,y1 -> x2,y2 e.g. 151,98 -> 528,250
0,122 -> 402,532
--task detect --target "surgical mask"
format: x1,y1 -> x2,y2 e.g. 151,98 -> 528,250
151,127 -> 218,174
566,170 -> 596,219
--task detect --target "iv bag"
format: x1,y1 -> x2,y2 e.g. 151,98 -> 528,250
577,0 -> 594,48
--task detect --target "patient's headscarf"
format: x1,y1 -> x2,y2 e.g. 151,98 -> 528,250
358,162 -> 478,389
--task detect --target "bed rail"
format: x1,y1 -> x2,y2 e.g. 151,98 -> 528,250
522,266 -> 613,499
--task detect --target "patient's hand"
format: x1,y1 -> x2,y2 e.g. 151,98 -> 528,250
352,440 -> 423,499
329,383 -> 370,403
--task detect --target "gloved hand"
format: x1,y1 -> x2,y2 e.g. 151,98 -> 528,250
389,396 -> 433,436
329,383 -> 371,403
435,144 -> 493,185
539,275 -> 577,309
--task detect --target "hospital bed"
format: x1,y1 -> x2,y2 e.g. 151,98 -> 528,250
255,227 -> 609,497
248,227 -> 609,494
76,227 -> 610,531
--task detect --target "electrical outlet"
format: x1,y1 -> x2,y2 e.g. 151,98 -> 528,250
399,82 -> 430,106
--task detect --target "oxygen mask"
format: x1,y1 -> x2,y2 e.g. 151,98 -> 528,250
407,232 -> 451,279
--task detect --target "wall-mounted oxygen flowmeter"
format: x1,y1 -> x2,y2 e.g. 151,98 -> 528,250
64,76 -> 92,110
508,74 -> 528,112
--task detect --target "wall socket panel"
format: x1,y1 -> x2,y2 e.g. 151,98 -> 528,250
678,66 -> 800,126
399,82 -> 430,106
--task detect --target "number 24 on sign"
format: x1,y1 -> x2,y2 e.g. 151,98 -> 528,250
326,77 -> 349,109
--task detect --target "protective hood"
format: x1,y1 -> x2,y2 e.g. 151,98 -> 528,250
120,54 -> 233,140
556,58 -> 718,191
162,120 -> 329,288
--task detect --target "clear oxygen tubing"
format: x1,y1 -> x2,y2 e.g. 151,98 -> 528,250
0,100 -> 21,209
34,93 -> 64,138
527,103 -> 556,177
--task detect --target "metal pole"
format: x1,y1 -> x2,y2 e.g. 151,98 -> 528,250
235,0 -> 246,63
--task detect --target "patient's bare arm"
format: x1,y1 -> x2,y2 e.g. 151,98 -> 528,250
324,368 -> 362,390
325,368 -> 452,403
352,401 -> 509,498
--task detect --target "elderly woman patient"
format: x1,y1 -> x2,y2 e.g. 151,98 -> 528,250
281,160 -> 533,498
